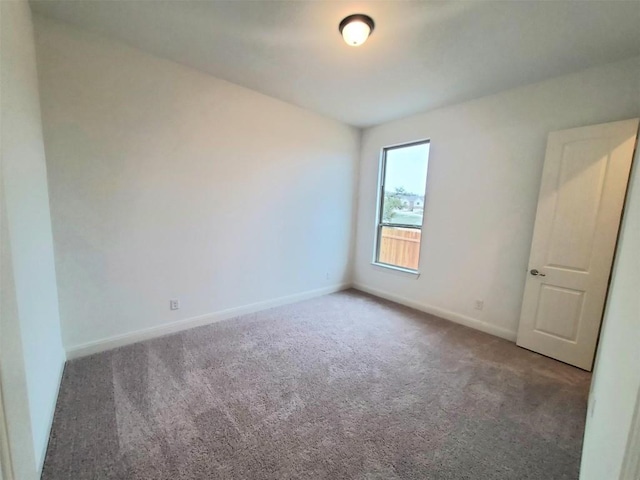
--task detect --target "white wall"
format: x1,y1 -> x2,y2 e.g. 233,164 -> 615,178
353,56 -> 640,340
34,17 -> 360,353
580,146 -> 640,479
0,0 -> 66,475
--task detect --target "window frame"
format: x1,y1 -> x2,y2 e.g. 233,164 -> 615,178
373,139 -> 431,274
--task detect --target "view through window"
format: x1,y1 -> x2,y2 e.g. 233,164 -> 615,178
376,140 -> 430,271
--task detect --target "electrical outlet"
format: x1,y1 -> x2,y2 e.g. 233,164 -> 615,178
170,299 -> 180,310
474,300 -> 484,311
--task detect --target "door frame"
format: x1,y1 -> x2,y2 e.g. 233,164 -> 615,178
0,373 -> 14,480
587,131 -> 639,480
589,125 -> 640,370
620,385 -> 640,479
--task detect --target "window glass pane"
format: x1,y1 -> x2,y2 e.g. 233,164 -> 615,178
381,142 -> 430,227
378,226 -> 421,270
376,141 -> 430,271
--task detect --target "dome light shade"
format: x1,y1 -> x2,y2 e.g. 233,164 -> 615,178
339,14 -> 374,47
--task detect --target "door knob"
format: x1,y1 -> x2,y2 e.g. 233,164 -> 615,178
530,269 -> 546,277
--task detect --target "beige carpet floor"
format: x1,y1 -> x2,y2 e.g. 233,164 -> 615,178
42,289 -> 591,479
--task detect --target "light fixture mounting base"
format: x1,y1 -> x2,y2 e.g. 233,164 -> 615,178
339,14 -> 375,35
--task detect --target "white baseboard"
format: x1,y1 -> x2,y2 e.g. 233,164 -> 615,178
65,283 -> 351,360
38,352 -> 65,476
352,282 -> 517,342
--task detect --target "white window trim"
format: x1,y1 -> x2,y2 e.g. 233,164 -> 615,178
370,261 -> 421,278
372,139 -> 430,275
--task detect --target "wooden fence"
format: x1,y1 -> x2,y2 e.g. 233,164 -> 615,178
378,226 -> 421,270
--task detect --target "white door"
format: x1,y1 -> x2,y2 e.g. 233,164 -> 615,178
516,118 -> 639,370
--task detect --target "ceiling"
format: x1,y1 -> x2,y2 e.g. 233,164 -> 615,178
30,0 -> 640,128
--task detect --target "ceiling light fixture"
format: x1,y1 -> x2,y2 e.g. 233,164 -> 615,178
339,14 -> 374,47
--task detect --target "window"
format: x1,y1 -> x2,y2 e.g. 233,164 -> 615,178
374,140 -> 430,272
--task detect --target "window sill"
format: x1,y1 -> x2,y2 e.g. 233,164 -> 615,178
371,262 -> 421,278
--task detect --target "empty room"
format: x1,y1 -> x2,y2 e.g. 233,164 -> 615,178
2,0 -> 640,479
